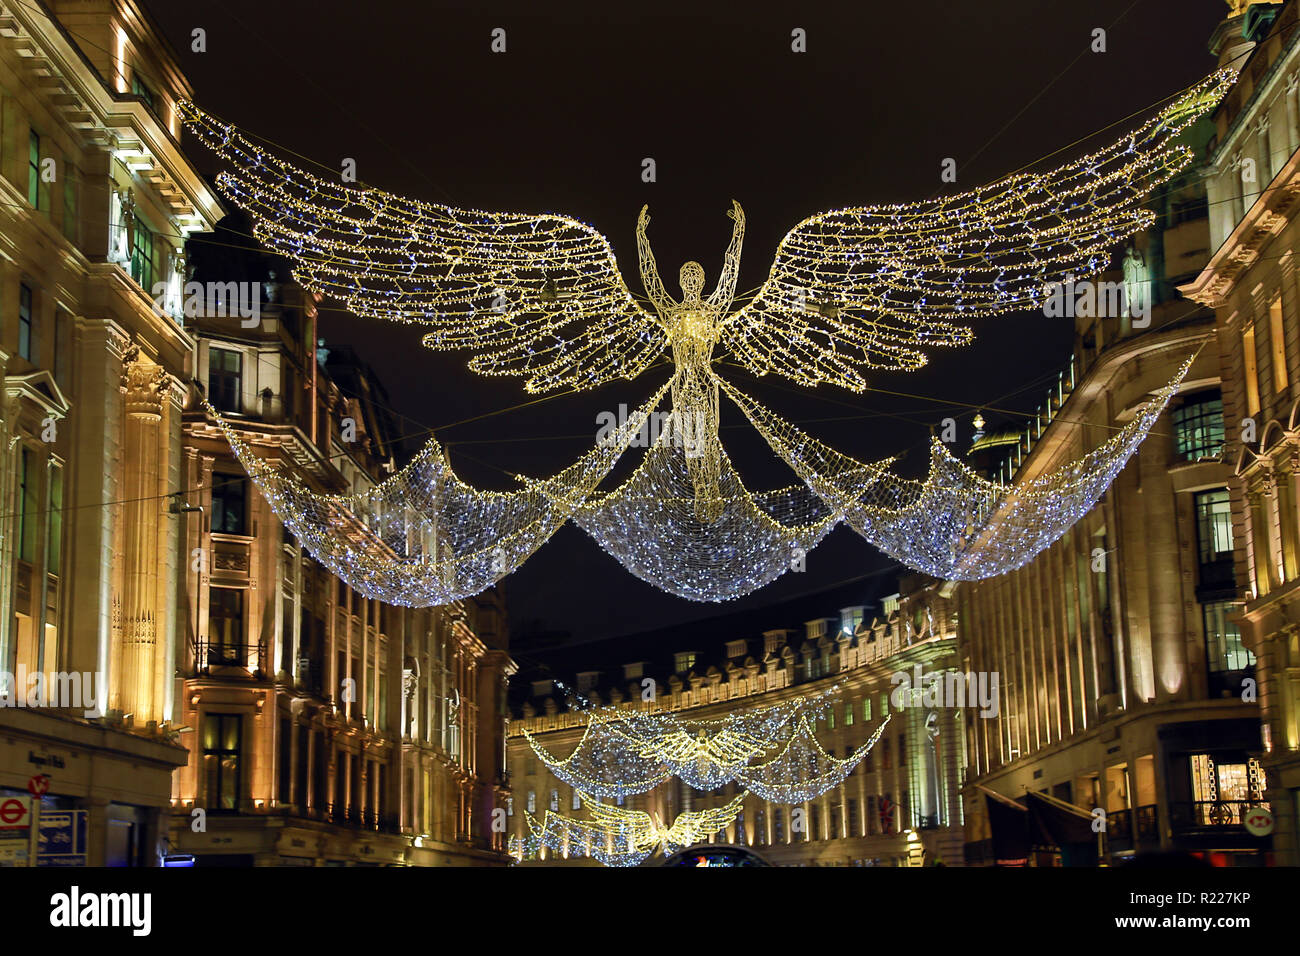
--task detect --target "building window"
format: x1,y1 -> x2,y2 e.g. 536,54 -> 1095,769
208,587 -> 245,665
210,475 -> 246,535
571,790 -> 581,810
1203,600 -> 1255,696
48,465 -> 63,576
202,713 -> 242,810
27,129 -> 39,208
130,73 -> 156,112
17,446 -> 35,563
208,347 -> 242,413
674,651 -> 696,672
18,283 -> 33,362
1243,327 -> 1261,417
774,808 -> 785,843
130,213 -> 154,292
1270,295 -> 1289,393
526,791 -> 536,814
1170,195 -> 1207,226
1172,392 -> 1225,461
1194,488 -> 1235,591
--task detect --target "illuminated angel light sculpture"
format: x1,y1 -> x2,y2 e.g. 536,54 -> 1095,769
524,688 -> 890,800
180,70 -> 1231,605
525,791 -> 749,867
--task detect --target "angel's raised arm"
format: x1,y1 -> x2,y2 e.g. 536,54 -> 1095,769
708,200 -> 745,309
637,205 -> 675,311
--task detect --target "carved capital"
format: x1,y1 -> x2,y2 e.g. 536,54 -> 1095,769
121,346 -> 168,417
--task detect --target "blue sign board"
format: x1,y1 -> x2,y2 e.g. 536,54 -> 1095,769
37,810 -> 88,866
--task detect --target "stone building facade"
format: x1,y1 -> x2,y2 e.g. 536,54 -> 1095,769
165,226 -> 514,865
957,3 -> 1277,866
0,0 -> 513,866
0,0 -> 220,865
1182,0 -> 1300,866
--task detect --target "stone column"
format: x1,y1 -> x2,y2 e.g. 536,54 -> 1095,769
114,346 -> 168,726
1286,74 -> 1300,157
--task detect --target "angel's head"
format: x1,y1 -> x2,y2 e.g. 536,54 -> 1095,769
679,261 -> 705,301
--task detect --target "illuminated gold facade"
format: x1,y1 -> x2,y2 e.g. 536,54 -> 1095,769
959,9 -> 1279,864
166,233 -> 513,865
1182,0 -> 1300,865
0,0 -> 221,864
0,0 -> 513,867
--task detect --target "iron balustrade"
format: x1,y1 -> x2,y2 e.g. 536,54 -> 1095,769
1168,799 -> 1271,830
192,637 -> 267,675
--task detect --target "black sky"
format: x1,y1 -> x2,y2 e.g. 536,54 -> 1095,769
140,0 -> 1230,646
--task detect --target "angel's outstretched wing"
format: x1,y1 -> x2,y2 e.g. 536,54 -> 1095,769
721,70 -> 1235,391
584,794 -> 657,848
660,791 -> 748,850
179,102 -> 664,393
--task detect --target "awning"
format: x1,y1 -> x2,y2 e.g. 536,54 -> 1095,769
976,784 -> 1029,866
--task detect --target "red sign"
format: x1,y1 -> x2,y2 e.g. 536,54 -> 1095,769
27,774 -> 49,798
1244,806 -> 1275,837
0,797 -> 30,828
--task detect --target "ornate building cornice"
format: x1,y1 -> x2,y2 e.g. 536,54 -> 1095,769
1180,157 -> 1300,308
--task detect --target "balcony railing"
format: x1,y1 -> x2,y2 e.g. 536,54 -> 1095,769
1168,800 -> 1270,831
192,638 -> 267,676
276,805 -> 403,834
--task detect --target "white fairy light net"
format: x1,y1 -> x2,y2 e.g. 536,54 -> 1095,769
525,688 -> 886,800
206,378 -> 670,607
720,357 -> 1192,580
572,430 -> 866,602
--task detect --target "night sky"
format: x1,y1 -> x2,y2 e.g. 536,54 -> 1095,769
141,0 -> 1229,648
